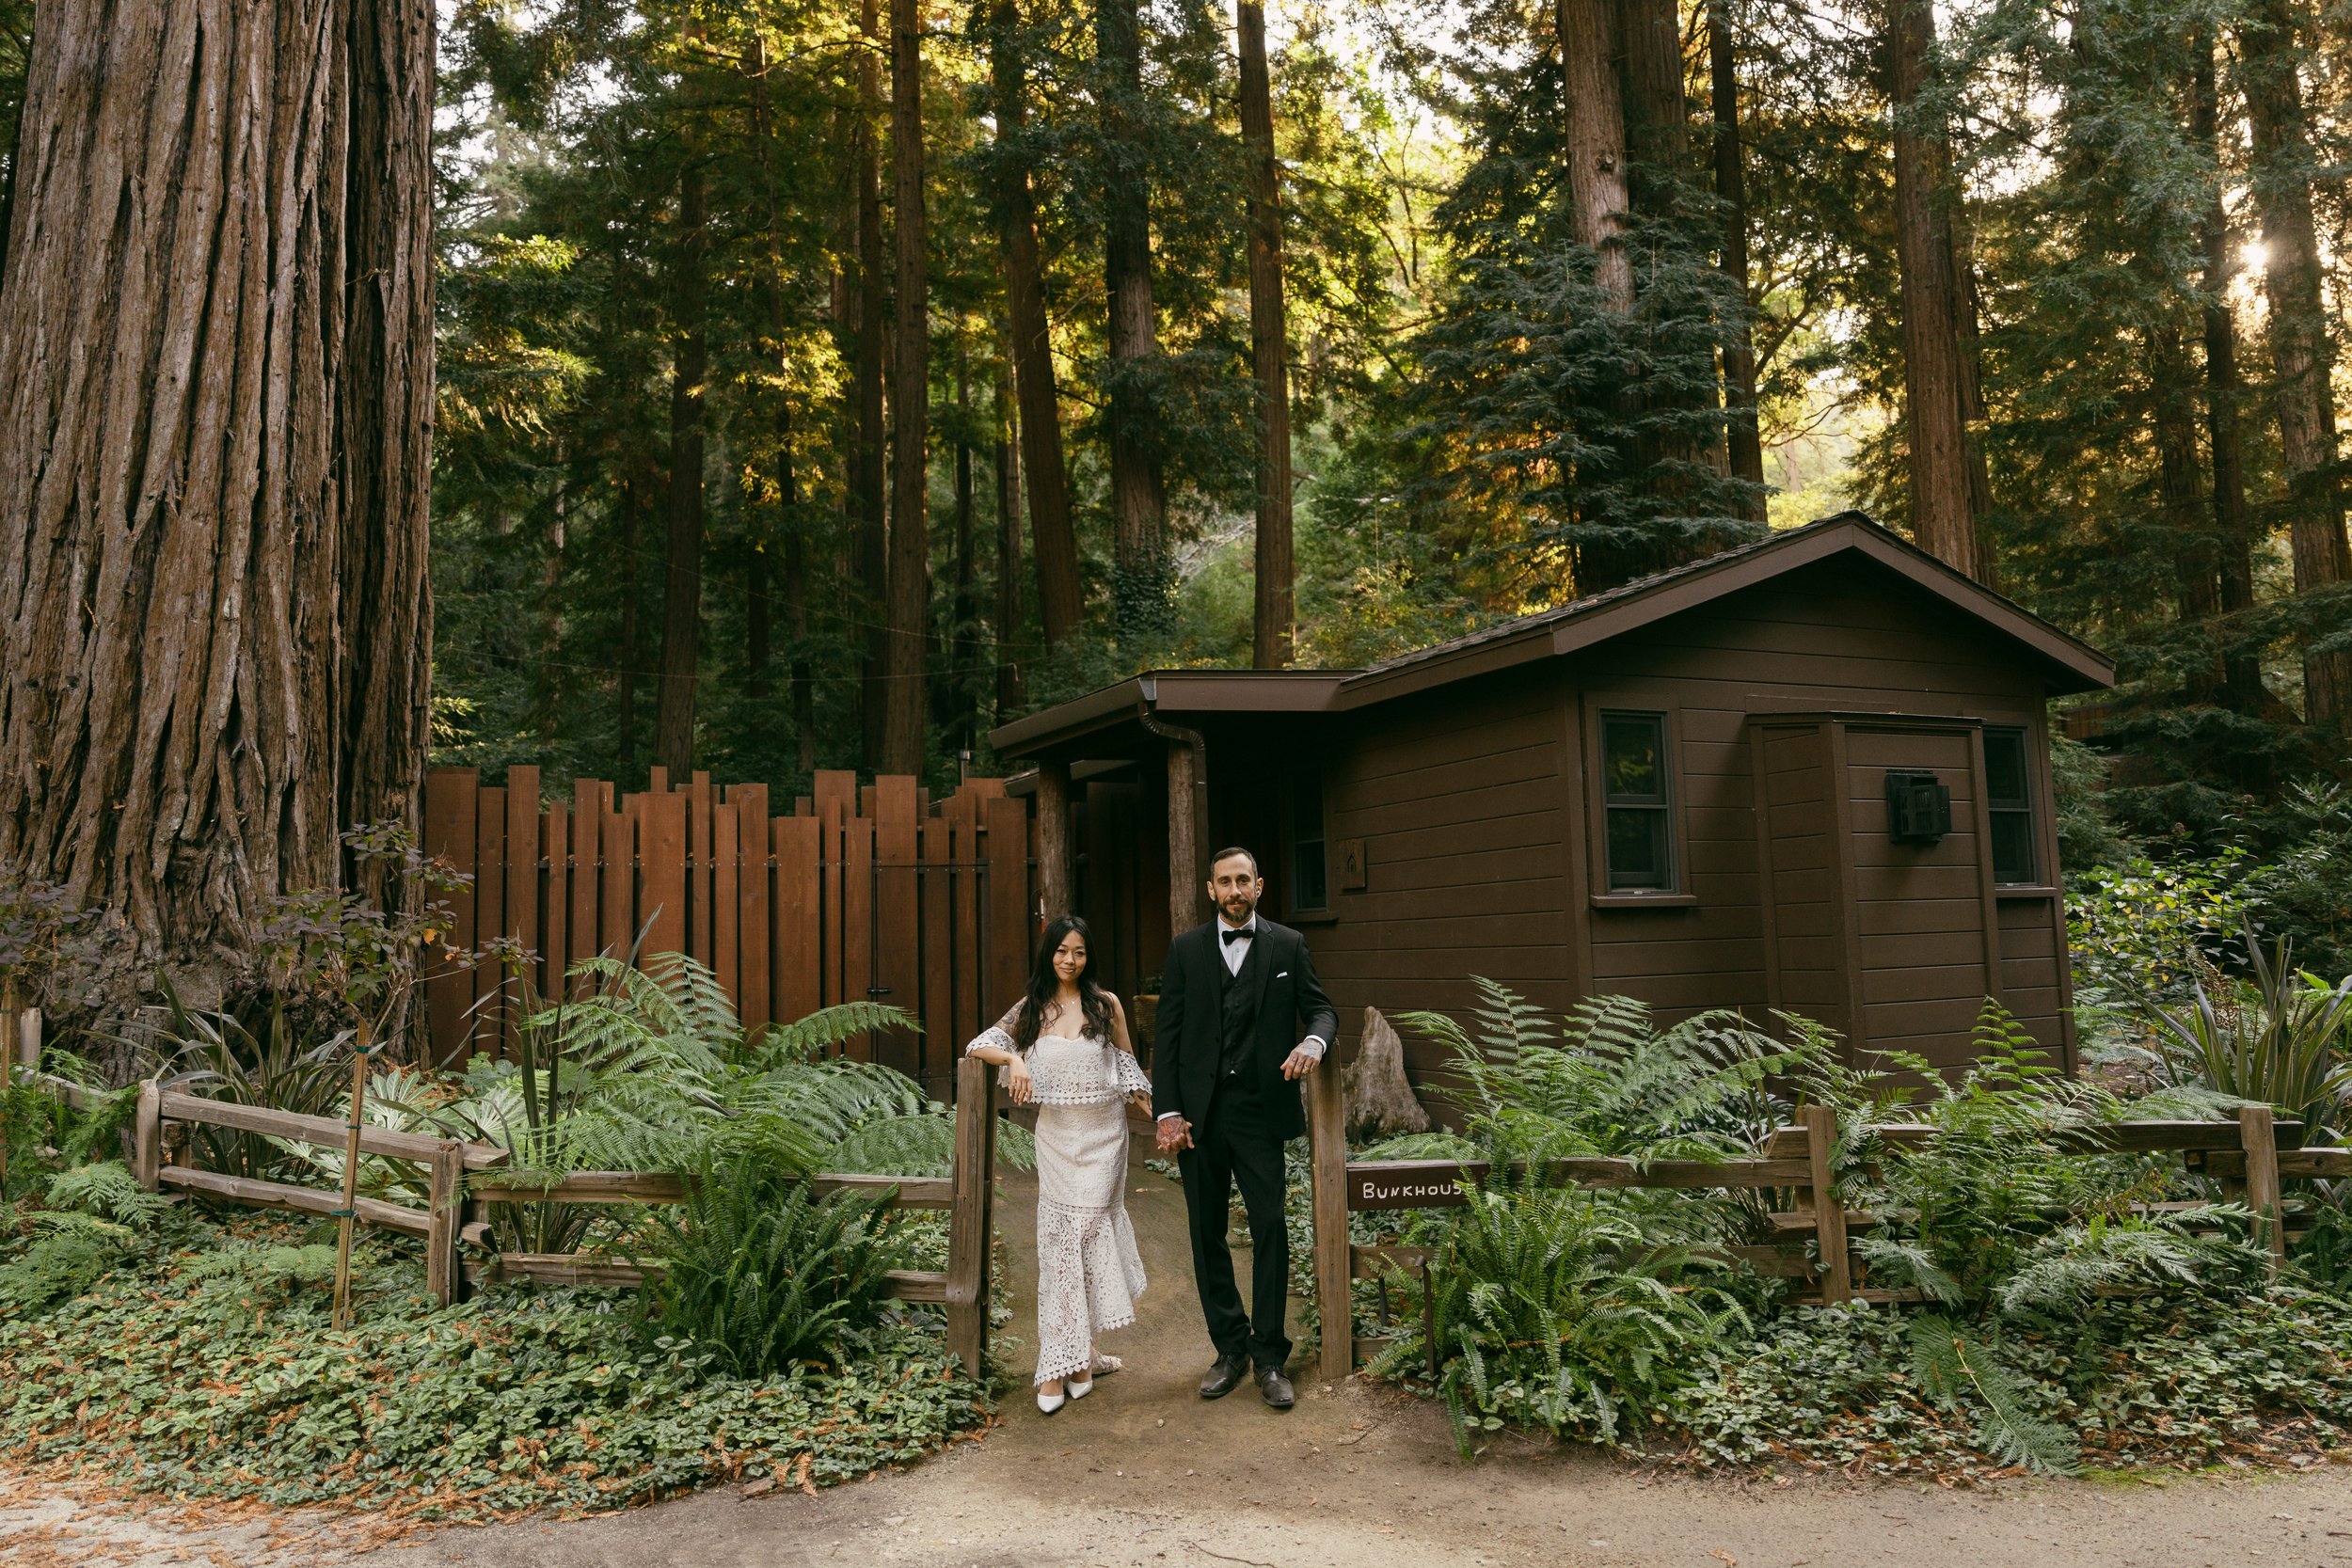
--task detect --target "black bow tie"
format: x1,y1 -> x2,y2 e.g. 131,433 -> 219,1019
1221,926 -> 1254,944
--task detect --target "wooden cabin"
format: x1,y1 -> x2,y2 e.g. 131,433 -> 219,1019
989,513 -> 2116,1081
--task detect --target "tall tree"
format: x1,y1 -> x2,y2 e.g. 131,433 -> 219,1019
986,0 -> 1082,647
1560,0 -> 1633,309
854,0 -> 891,766
0,0 -> 437,1006
1885,0 -> 1979,578
2191,25 -> 2265,713
655,160 -> 711,778
1100,0 -> 1170,628
993,344 -> 1027,717
1239,0 -> 1295,668
1708,0 -> 1766,515
882,0 -> 930,771
2234,0 -> 2352,726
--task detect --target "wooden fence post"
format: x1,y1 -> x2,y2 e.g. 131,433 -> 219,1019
133,1081 -> 162,1191
946,1054 -> 997,1378
1309,1054 -> 1353,1384
12,1005 -> 36,1068
426,1140 -> 465,1307
1801,1104 -> 1851,1304
2239,1104 -> 2284,1275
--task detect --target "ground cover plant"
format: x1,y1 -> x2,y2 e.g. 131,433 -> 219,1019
0,1191 -> 988,1521
1356,977 -> 2352,1479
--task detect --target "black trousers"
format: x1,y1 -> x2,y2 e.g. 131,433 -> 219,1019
1179,1074 -> 1291,1370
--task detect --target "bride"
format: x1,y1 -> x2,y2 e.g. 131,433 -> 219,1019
965,914 -> 1152,1413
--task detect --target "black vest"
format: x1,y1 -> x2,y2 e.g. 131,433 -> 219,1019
1217,933 -> 1260,1079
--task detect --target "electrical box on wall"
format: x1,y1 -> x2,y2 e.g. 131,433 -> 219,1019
1884,768 -> 1952,844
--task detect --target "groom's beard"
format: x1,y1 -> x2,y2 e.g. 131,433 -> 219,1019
1220,894 -> 1255,923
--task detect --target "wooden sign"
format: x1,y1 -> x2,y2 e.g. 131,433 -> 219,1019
1346,1159 -> 1486,1210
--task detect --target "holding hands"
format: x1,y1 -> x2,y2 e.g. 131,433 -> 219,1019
1155,1116 -> 1193,1154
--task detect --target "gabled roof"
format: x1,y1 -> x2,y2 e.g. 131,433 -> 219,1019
988,513 -> 2115,757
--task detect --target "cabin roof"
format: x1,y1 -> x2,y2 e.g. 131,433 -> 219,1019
988,513 -> 2116,758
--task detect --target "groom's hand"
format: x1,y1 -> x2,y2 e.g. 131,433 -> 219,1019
1155,1116 -> 1193,1154
1280,1045 -> 1322,1080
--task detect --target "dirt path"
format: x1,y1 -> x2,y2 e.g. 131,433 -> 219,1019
387,1154 -> 2352,1568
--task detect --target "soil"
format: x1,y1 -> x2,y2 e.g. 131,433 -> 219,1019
13,1153 -> 2352,1565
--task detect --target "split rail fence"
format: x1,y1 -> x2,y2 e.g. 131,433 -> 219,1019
1299,1068 -> 2328,1384
110,1053 -> 1002,1375
421,766 -> 1038,1098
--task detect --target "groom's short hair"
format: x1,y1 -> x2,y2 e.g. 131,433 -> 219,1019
1208,846 -> 1259,877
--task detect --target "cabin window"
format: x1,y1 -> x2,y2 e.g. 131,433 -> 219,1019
1984,726 -> 2038,885
1287,766 -> 1330,912
1600,711 -> 1676,891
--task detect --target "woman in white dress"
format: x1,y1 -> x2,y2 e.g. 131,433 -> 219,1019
965,915 -> 1152,1413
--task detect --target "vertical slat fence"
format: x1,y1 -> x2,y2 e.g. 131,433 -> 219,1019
420,768 -> 1037,1095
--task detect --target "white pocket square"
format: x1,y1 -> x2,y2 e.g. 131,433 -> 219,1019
1276,971 -> 1290,979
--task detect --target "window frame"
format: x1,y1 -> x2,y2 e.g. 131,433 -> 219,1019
1981,723 -> 2040,888
1283,762 -> 1333,917
1583,701 -> 1693,906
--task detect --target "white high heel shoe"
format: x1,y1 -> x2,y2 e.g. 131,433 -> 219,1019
1067,1373 -> 1094,1402
1038,1383 -> 1067,1415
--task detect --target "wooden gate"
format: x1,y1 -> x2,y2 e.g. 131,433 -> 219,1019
421,767 -> 1038,1098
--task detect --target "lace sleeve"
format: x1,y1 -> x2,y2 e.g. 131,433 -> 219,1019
966,1001 -> 1022,1056
1110,1047 -> 1152,1096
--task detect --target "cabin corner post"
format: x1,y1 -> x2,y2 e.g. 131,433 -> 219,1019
1308,1054 -> 1353,1383
1147,717 -> 1209,932
1036,759 -> 1074,919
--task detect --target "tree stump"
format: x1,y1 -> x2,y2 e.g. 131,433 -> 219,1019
1341,1006 -> 1430,1139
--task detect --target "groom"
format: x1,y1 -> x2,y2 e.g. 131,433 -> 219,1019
1152,847 -> 1338,1410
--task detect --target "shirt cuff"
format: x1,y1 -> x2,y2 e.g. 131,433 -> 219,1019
1155,1111 -> 1184,1121
1296,1036 -> 1327,1062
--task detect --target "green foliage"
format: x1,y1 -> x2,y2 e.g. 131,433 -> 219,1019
641,1144 -> 912,1377
1909,1312 -> 2081,1474
1371,1172 -> 1745,1455
2136,924 -> 2352,1134
144,986 -> 363,1180
0,1214 -> 986,1519
2068,851 -> 2256,1000
0,1162 -> 171,1316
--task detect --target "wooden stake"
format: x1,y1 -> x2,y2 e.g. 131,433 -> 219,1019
1309,1055 -> 1354,1384
331,1019 -> 373,1329
1802,1104 -> 1851,1303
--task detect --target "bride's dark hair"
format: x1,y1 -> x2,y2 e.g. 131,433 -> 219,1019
1012,914 -> 1114,1051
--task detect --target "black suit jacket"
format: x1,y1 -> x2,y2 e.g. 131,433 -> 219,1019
1152,916 -> 1339,1142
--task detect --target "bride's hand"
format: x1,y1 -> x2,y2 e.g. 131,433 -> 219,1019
1003,1057 -> 1034,1104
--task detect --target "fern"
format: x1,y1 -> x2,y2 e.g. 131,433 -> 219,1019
1910,1313 -> 2080,1475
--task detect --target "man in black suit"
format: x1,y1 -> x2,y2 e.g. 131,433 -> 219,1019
1152,846 -> 1339,1410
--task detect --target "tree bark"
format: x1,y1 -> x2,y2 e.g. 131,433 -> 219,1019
1557,0 -> 1633,309
2234,0 -> 2352,725
1708,0 -> 1766,517
0,0 -> 436,1008
994,341 -> 1028,718
2193,26 -> 2266,712
1238,0 -> 1295,669
987,0 -> 1082,646
617,467 -> 643,773
882,0 -> 930,774
949,330 -> 978,749
1886,0 -> 1979,578
854,0 -> 890,767
655,163 -> 709,780
1100,0 -> 1168,624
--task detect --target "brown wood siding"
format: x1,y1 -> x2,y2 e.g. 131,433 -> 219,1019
1751,721 -> 1851,1043
1310,668 -> 1577,1081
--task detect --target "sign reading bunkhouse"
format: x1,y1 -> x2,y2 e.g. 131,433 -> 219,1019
1345,1160 -> 1485,1210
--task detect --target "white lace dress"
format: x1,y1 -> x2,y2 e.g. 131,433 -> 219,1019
967,1008 -> 1152,1386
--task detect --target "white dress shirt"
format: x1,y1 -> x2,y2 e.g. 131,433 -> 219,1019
1157,914 -> 1325,1123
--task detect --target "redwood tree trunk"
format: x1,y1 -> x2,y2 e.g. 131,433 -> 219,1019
882,0 -> 930,773
1101,0 -> 1168,624
1708,0 -> 1766,516
1887,0 -> 1979,578
854,0 -> 890,767
988,0 -> 1082,647
655,163 -> 709,780
1557,0 -> 1633,309
2193,27 -> 2265,712
993,344 -> 1027,718
2235,0 -> 2352,725
1238,0 -> 1295,669
0,0 -> 436,1008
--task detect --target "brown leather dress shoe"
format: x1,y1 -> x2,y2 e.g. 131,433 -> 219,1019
1255,1365 -> 1295,1410
1199,1354 -> 1248,1399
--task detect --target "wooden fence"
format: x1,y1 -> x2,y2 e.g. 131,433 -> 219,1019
116,1054 -> 1002,1374
421,767 -> 1038,1097
1300,1067 -> 2324,1383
